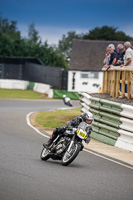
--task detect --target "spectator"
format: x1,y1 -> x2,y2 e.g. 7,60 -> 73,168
103,47 -> 110,65
108,47 -> 118,65
107,43 -> 115,51
121,41 -> 133,67
114,44 -> 125,66
103,46 -> 118,70
120,41 -> 133,95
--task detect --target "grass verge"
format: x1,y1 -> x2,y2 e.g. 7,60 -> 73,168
36,108 -> 81,129
0,89 -> 47,99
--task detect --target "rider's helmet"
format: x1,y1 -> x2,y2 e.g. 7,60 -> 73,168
63,95 -> 66,98
81,112 -> 94,124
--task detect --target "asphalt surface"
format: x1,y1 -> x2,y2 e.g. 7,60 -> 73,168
0,99 -> 133,200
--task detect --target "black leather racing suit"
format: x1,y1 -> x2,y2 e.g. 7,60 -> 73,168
51,117 -> 92,141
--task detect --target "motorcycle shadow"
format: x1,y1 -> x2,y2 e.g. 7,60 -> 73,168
39,158 -> 83,168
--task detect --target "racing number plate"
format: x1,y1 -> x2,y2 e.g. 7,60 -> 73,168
77,129 -> 88,139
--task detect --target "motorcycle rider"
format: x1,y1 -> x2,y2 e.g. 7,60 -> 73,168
63,94 -> 73,107
43,112 -> 94,148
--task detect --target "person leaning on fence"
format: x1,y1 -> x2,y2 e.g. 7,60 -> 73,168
114,44 -> 125,66
108,47 -> 118,65
103,45 -> 118,70
120,41 -> 133,95
120,41 -> 133,67
108,43 -> 115,51
103,47 -> 110,66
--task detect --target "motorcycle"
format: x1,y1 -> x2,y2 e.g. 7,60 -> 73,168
40,122 -> 90,166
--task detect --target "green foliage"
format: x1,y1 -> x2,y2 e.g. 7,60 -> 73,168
28,23 -> 40,44
0,16 -> 21,40
83,26 -> 133,41
0,16 -> 67,69
0,33 -> 13,56
58,31 -> 83,60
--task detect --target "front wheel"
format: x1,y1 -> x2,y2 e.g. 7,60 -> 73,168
61,143 -> 82,166
40,147 -> 50,161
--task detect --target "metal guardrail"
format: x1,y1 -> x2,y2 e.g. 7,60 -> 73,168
80,92 -> 133,151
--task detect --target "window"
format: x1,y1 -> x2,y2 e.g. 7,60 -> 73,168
90,72 -> 99,79
81,73 -> 89,78
80,72 -> 99,79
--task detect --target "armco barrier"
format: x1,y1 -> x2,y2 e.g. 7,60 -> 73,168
0,79 -> 29,90
80,92 -> 133,152
33,83 -> 50,94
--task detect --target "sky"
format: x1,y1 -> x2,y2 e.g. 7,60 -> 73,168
1,0 -> 133,45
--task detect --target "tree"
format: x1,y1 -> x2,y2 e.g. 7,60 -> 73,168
58,31 -> 83,60
0,33 -> 13,56
0,16 -> 67,69
37,42 -> 68,69
83,26 -> 133,41
28,23 -> 40,44
0,16 -> 21,40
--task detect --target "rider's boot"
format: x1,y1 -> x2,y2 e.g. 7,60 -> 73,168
43,134 -> 57,148
43,138 -> 53,148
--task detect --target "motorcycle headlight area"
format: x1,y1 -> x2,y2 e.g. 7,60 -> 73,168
76,129 -> 88,140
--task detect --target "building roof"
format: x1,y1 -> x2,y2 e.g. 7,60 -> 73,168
69,39 -> 132,71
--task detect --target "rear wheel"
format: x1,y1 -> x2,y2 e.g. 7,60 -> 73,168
61,143 -> 81,166
40,147 -> 50,161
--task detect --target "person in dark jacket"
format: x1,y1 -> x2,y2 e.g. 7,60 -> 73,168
104,47 -> 118,71
108,47 -> 118,65
43,112 -> 94,148
114,44 -> 125,66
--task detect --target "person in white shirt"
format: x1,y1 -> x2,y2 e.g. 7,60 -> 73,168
120,41 -> 133,95
121,41 -> 133,67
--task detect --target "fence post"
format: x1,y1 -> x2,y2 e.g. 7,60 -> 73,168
121,71 -> 125,98
116,71 -> 120,97
126,71 -> 131,99
103,71 -> 108,93
111,70 -> 116,97
108,71 -> 111,95
102,71 -> 105,93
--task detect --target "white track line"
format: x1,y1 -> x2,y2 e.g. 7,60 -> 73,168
83,149 -> 133,170
26,112 -> 50,139
26,112 -> 133,170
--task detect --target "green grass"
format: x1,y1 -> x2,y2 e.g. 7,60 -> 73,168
0,89 -> 47,99
36,108 -> 81,129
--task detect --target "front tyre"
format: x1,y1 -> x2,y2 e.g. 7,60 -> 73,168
61,143 -> 82,166
40,147 -> 50,161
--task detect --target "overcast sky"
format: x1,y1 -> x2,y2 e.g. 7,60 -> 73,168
1,0 -> 133,45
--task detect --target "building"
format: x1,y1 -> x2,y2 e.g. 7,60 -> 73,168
68,39 -> 125,93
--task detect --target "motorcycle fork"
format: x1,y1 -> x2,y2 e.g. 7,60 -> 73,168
53,135 -> 60,144
50,135 -> 60,151
67,135 -> 75,153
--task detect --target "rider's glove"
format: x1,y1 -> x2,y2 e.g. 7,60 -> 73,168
85,136 -> 91,144
87,127 -> 92,135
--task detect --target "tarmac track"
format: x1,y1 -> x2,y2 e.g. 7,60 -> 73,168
0,99 -> 133,200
